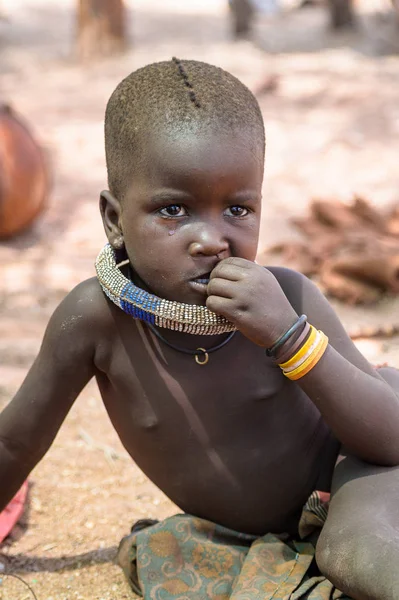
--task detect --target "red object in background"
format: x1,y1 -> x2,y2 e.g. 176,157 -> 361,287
0,104 -> 48,239
0,481 -> 29,543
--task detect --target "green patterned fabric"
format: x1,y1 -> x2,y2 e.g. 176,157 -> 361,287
117,492 -> 351,599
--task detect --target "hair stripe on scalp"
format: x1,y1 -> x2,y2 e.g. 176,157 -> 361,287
172,57 -> 201,108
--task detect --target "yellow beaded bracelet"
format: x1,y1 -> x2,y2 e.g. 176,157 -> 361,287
283,331 -> 329,381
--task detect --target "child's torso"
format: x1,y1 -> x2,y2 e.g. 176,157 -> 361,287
94,305 -> 339,536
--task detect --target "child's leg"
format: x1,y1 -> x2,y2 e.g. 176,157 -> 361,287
316,367 -> 399,600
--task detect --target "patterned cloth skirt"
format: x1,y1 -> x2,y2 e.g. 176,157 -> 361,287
117,491 -> 351,599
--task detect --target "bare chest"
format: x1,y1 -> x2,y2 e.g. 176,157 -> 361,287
94,323 -> 335,533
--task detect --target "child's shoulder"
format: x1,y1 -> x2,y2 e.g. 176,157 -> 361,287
58,276 -> 110,324
267,265 -> 313,307
267,265 -> 306,287
43,277 -> 113,355
267,265 -> 338,336
64,276 -> 110,313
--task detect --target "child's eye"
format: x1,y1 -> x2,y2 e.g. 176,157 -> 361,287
225,206 -> 249,217
159,204 -> 188,218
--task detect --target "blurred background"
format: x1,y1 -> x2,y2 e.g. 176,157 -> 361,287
0,1 -> 398,598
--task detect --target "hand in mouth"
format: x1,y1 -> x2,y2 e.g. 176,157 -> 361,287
190,271 -> 212,292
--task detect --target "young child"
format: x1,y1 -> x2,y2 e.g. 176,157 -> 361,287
1,59 -> 399,600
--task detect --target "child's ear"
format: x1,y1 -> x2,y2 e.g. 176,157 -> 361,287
100,190 -> 124,249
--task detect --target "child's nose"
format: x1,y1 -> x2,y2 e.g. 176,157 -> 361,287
188,225 -> 229,258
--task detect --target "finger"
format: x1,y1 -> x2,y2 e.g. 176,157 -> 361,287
220,257 -> 254,269
207,277 -> 234,299
206,295 -> 235,317
210,262 -> 245,282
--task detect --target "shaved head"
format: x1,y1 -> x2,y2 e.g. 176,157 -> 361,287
104,59 -> 265,200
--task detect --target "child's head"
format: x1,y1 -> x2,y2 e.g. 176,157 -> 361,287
101,59 -> 265,306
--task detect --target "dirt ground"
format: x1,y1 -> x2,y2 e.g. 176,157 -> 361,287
0,1 -> 398,598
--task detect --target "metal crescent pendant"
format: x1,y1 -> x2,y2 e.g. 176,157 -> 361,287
195,348 -> 209,366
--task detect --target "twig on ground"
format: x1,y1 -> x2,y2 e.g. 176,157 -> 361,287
0,573 -> 39,600
78,429 -> 128,469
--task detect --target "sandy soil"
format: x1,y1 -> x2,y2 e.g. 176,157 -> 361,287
0,1 -> 398,598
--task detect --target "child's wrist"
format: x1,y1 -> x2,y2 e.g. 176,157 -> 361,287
277,324 -> 329,380
273,321 -> 310,364
265,314 -> 307,358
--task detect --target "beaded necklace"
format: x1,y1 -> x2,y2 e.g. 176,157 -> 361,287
95,243 -> 236,336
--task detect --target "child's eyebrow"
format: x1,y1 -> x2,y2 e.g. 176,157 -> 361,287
228,190 -> 261,203
149,189 -> 194,204
148,189 -> 261,206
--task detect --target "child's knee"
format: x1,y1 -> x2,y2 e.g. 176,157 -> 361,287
316,519 -> 357,585
317,518 -> 399,600
317,516 -> 378,588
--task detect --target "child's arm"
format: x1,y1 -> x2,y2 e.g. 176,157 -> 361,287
0,279 -> 99,511
207,259 -> 399,466
277,268 -> 399,466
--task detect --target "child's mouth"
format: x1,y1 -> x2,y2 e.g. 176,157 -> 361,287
190,272 -> 211,292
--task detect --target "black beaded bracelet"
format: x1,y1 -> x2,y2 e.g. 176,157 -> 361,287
265,314 -> 308,357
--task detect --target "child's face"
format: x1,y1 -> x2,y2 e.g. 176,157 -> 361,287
106,129 -> 263,306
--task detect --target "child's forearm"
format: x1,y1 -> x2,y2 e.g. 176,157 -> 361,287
0,371 -> 79,512
0,399 -> 45,513
0,437 -> 38,511
297,345 -> 399,465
